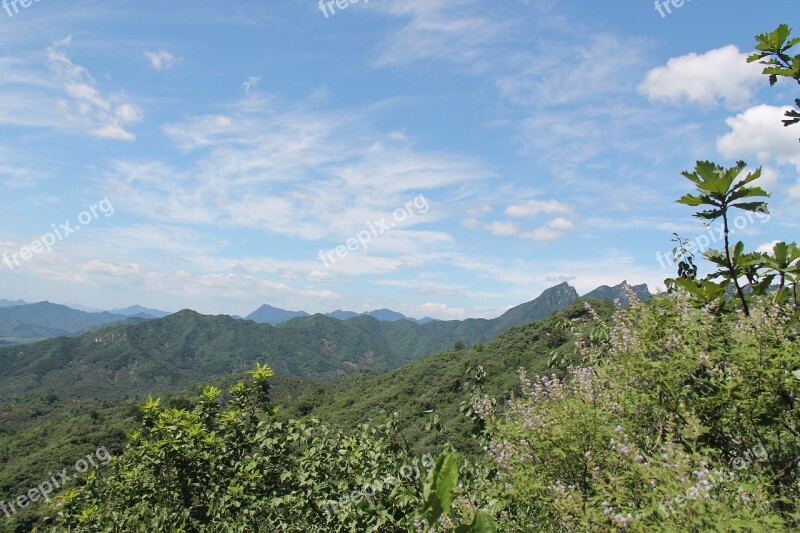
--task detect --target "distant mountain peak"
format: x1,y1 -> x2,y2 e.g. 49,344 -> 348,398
0,299 -> 28,308
110,305 -> 171,318
583,282 -> 652,304
246,305 -> 309,325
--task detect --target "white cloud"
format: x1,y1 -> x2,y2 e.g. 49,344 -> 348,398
640,45 -> 762,110
145,50 -> 182,71
500,33 -> 645,107
115,103 -> 143,123
485,220 -> 518,236
113,95 -> 490,248
372,279 -> 466,298
547,217 -> 574,231
162,115 -> 236,151
506,199 -> 572,217
790,179 -> 800,199
307,270 -> 338,283
242,76 -> 261,95
374,0 -> 507,67
397,302 -> 468,321
521,217 -> 574,242
46,37 -> 142,140
753,166 -> 780,189
717,105 -> 800,171
524,226 -> 562,242
756,240 -> 781,255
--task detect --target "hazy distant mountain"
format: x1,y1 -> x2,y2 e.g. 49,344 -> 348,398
246,305 -> 309,325
0,302 -> 130,344
110,305 -> 172,318
326,310 -> 360,320
327,309 -> 434,324
583,281 -> 652,306
0,299 -> 26,308
65,303 -> 104,313
249,281 -> 636,329
367,309 -> 408,322
251,306 -> 430,325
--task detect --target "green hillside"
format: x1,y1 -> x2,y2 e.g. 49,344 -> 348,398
0,301 -> 601,532
0,298 -> 605,531
281,300 -> 614,456
0,283 -> 589,402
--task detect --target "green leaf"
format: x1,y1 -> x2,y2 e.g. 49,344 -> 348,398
730,201 -> 769,213
420,451 -> 461,526
676,194 -> 705,207
473,511 -> 499,532
454,511 -> 498,533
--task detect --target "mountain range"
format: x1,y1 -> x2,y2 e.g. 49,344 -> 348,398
0,303 -> 133,345
244,305 -> 435,325
0,281 -> 651,401
242,282 -> 651,327
0,302 -> 172,345
110,305 -> 173,318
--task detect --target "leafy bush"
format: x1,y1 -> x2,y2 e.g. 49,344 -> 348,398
477,294 -> 800,531
47,364 -> 431,532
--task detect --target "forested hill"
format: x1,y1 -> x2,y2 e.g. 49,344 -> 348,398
280,299 -> 616,456
0,282 -> 648,402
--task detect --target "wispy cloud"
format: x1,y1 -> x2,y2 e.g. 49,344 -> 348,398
114,94 -> 491,248
145,49 -> 182,71
373,0 -> 509,67
47,36 -> 143,140
0,35 -> 142,140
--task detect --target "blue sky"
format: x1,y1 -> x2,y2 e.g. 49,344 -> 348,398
0,0 -> 798,319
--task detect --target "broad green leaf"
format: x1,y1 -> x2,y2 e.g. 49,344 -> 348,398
421,451 -> 461,526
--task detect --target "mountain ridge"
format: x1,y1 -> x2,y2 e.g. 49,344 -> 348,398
110,305 -> 172,318
0,281 -> 645,401
0,302 -> 132,345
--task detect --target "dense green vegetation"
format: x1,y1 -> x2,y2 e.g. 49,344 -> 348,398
279,300 -> 613,457
0,374 -> 327,532
0,294 -> 618,532
42,288 -> 800,530
0,298 -> 606,532
483,295 -> 799,531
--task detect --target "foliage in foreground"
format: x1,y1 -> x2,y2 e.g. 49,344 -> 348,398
478,295 -> 800,531
43,364 -> 429,532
